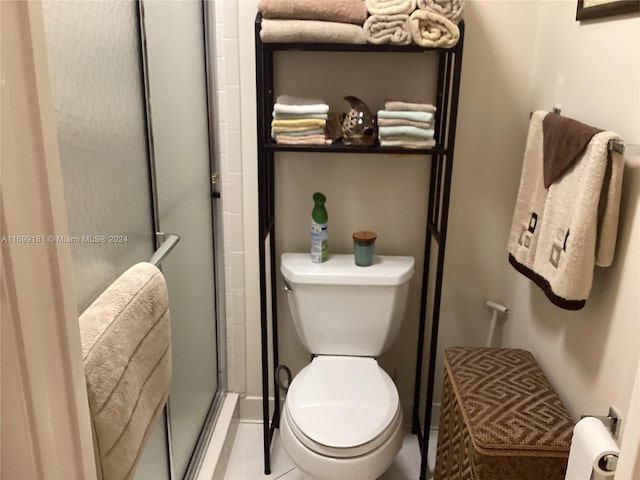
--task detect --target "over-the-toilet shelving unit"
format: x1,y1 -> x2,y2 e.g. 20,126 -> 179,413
255,12 -> 464,480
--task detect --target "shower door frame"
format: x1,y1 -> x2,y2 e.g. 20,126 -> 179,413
137,0 -> 227,477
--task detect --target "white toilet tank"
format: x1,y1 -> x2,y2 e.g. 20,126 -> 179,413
280,253 -> 415,356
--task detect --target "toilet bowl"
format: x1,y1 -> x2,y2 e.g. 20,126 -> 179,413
279,253 -> 415,480
280,356 -> 404,480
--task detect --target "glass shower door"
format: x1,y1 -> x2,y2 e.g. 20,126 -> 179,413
42,0 -> 222,478
140,1 -> 221,478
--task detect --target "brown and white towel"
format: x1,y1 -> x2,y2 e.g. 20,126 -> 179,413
409,9 -> 460,48
364,14 -> 412,45
508,111 -> 624,310
80,262 -> 172,480
258,0 -> 368,25
260,18 -> 366,44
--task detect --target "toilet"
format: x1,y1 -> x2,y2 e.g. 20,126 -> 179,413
279,253 -> 415,480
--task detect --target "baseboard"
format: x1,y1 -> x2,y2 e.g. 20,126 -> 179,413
239,395 -> 283,423
401,401 -> 440,430
242,396 -> 440,430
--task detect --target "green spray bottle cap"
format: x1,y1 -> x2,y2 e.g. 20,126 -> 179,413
312,192 -> 328,224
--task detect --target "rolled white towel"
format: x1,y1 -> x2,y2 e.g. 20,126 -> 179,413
364,14 -> 412,45
365,0 -> 416,15
409,9 -> 460,48
417,0 -> 464,23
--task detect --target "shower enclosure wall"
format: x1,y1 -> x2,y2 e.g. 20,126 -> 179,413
41,1 -> 225,478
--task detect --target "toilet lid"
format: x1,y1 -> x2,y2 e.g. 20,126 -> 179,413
286,356 -> 399,449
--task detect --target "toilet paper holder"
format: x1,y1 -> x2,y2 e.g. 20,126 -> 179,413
597,453 -> 618,474
579,407 -> 621,475
580,406 -> 621,440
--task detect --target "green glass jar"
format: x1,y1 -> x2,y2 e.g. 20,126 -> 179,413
353,231 -> 376,267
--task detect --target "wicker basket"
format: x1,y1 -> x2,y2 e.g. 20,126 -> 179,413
434,347 -> 574,480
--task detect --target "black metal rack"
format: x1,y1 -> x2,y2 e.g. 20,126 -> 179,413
255,13 -> 464,480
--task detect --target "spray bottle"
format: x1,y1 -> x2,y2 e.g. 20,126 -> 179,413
310,192 -> 328,263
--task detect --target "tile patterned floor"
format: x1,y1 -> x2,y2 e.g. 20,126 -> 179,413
221,422 -> 438,480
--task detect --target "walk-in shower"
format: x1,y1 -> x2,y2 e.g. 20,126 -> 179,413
41,1 -> 225,478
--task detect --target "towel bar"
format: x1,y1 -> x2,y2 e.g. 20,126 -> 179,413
150,232 -> 181,267
528,110 -> 626,154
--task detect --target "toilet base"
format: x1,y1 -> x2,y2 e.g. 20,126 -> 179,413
280,402 -> 404,480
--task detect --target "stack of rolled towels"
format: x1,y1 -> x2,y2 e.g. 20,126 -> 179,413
364,0 -> 463,47
258,0 -> 464,47
272,95 -> 332,145
377,101 -> 436,148
258,0 -> 368,44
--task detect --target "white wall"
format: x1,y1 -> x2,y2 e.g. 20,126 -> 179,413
213,0 -> 248,394
234,0 -> 640,442
502,2 -> 640,438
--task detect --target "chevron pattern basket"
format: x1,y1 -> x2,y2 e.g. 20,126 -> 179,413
434,347 -> 574,480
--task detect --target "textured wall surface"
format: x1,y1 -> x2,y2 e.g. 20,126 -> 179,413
42,0 -> 154,313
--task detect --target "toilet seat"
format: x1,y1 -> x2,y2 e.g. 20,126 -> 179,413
286,356 -> 400,458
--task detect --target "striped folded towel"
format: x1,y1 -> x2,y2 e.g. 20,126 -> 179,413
378,109 -> 434,123
271,118 -> 327,131
384,101 -> 436,112
379,125 -> 435,139
273,95 -> 330,115
275,134 -> 332,145
378,117 -> 432,129
259,0 -> 368,25
380,138 -> 436,148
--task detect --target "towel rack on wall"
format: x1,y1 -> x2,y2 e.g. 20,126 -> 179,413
150,232 -> 181,267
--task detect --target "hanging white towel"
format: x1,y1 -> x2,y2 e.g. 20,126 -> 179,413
507,111 -> 624,310
80,262 -> 172,480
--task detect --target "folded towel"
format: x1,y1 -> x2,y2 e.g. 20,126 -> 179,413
364,14 -> 412,45
380,138 -> 436,148
365,0 -> 416,15
417,0 -> 464,23
260,19 -> 366,44
259,0 -> 368,25
508,111 -> 624,310
384,100 -> 436,112
276,94 -> 327,105
273,104 -> 329,115
378,109 -> 434,123
275,134 -> 332,145
379,125 -> 435,139
409,9 -> 460,48
377,117 -> 432,129
271,128 -> 326,138
273,111 -> 329,120
80,262 -> 171,480
272,118 -> 327,130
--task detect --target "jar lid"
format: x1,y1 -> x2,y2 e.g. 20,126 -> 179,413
353,231 -> 377,245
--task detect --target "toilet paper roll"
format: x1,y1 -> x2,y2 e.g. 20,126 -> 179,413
564,417 -> 619,480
